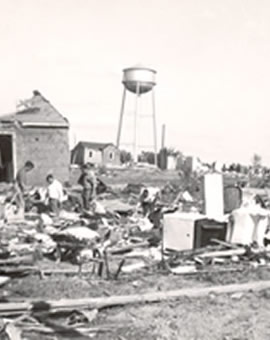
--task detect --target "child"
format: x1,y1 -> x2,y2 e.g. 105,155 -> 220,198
46,174 -> 64,216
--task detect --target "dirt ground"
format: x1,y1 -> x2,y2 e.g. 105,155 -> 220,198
5,262 -> 270,340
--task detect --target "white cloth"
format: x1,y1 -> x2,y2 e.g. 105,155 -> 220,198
47,179 -> 65,202
229,205 -> 269,246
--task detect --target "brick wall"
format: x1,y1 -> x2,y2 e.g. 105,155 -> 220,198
16,127 -> 70,186
69,165 -> 81,186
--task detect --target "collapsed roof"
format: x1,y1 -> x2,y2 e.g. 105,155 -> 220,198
0,90 -> 69,128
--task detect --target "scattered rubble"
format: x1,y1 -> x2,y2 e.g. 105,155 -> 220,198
0,174 -> 270,338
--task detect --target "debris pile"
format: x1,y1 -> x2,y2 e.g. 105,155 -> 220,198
0,178 -> 270,281
0,183 -> 165,282
0,173 -> 270,337
165,240 -> 270,275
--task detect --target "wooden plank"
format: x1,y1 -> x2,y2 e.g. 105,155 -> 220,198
0,255 -> 35,266
0,280 -> 270,316
170,266 -> 245,275
108,241 -> 149,255
198,248 -> 246,259
164,245 -> 222,257
210,238 -> 239,249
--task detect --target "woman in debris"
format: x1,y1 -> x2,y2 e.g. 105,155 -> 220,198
78,163 -> 96,211
46,174 -> 65,216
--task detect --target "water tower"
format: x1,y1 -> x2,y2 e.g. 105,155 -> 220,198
116,65 -> 158,164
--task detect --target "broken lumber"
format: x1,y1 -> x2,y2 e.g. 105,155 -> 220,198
210,238 -> 239,249
0,255 -> 35,266
20,323 -> 131,335
198,248 -> 246,259
169,266 -> 246,275
1,280 -> 270,316
114,259 -> 125,280
0,266 -> 105,277
108,241 -> 149,255
164,245 -> 222,258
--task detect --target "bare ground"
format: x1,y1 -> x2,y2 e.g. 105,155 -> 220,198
4,262 -> 270,340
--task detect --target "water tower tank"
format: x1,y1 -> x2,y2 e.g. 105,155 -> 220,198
122,66 -> 156,94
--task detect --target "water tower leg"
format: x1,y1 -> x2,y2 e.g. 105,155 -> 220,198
152,88 -> 158,166
116,87 -> 126,148
133,82 -> 140,163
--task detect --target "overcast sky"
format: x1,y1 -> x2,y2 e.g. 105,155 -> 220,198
0,0 -> 270,165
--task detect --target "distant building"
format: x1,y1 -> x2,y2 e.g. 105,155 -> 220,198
167,155 -> 177,170
0,90 -> 70,185
184,156 -> 207,173
158,149 -> 184,170
71,142 -> 121,167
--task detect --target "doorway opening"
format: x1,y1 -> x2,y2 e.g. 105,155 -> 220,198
0,135 -> 13,182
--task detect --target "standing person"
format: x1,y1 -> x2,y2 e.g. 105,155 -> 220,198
138,187 -> 160,217
78,163 -> 96,211
46,174 -> 65,216
15,161 -> 35,211
89,163 -> 97,198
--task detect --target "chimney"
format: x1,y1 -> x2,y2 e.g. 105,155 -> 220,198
33,90 -> 41,96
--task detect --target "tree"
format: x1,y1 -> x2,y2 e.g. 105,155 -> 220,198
235,163 -> 241,173
166,147 -> 183,158
138,151 -> 155,164
252,153 -> 262,175
120,150 -> 132,164
252,153 -> 262,168
228,163 -> 235,172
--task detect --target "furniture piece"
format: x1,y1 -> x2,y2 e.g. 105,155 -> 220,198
163,212 -> 227,251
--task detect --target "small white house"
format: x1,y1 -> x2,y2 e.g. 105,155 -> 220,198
71,141 -> 121,167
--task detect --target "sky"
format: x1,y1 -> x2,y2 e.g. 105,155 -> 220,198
0,0 -> 270,165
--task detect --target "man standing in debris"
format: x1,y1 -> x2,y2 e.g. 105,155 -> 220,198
15,161 -> 35,211
46,174 -> 65,216
78,163 -> 97,211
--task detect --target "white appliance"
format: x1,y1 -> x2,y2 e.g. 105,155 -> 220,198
202,173 -> 224,218
163,212 -> 205,251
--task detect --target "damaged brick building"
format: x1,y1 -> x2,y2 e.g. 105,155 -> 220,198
0,91 -> 70,185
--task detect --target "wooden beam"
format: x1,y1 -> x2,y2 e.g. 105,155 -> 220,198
1,280 -> 270,316
210,238 -> 239,249
198,248 -> 246,259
